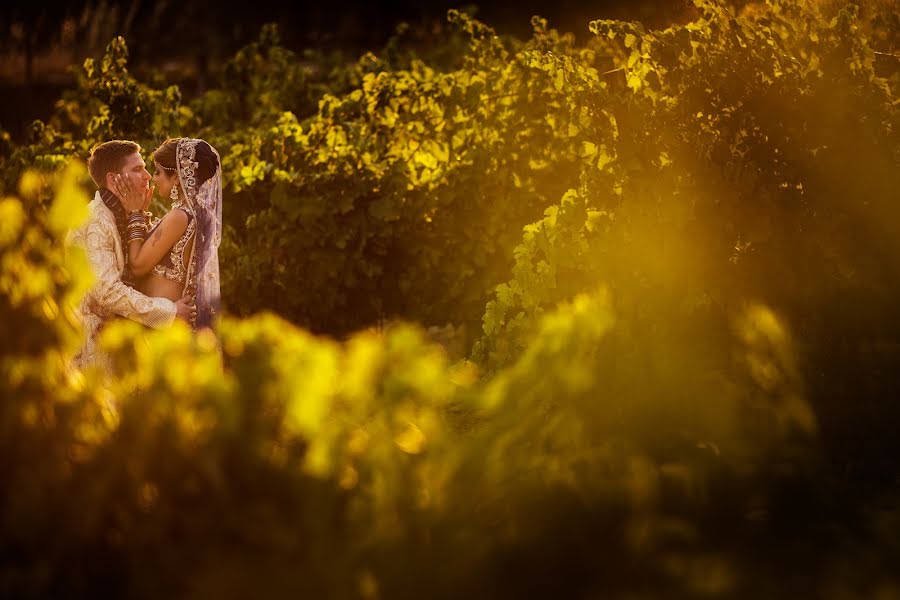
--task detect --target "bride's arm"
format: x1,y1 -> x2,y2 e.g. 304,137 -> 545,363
127,209 -> 189,276
112,174 -> 189,276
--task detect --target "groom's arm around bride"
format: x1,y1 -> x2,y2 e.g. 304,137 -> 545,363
68,140 -> 194,369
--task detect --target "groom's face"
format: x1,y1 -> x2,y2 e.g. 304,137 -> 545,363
112,152 -> 151,190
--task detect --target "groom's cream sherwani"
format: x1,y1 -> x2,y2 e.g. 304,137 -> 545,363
67,191 -> 176,369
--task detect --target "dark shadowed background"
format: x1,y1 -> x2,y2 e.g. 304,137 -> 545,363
1,0 -> 694,140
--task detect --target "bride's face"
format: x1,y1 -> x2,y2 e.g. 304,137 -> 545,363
152,163 -> 177,199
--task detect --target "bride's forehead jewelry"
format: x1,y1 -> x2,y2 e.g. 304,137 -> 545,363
154,161 -> 176,172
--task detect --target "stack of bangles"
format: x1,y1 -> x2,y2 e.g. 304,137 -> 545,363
126,211 -> 150,242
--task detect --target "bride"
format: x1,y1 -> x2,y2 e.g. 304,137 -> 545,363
112,137 -> 222,330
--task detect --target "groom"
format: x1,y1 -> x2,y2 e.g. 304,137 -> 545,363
68,139 -> 194,369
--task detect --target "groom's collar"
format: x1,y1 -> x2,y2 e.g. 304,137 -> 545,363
98,188 -> 128,239
98,187 -> 120,208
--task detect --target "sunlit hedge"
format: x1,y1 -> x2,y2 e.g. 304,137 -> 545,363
2,3 -> 898,344
471,0 -> 900,496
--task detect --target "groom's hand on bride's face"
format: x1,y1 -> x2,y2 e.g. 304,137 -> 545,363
174,294 -> 196,324
112,174 -> 142,213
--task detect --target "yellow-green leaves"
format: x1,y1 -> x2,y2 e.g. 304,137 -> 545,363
627,70 -> 644,92
597,145 -> 615,170
17,170 -> 44,200
0,198 -> 25,248
554,69 -> 565,90
394,421 -> 427,454
580,141 -> 598,159
413,139 -> 450,169
659,151 -> 672,167
48,164 -> 89,235
579,142 -> 615,171
342,332 -> 386,401
283,337 -> 340,438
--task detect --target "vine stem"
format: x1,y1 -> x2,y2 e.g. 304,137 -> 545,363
873,50 -> 900,61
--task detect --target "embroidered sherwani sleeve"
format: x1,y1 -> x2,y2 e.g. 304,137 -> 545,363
83,220 -> 177,329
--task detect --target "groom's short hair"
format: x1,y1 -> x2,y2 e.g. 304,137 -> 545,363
87,140 -> 141,188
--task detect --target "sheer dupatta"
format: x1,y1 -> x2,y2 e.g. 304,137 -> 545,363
176,138 -> 222,331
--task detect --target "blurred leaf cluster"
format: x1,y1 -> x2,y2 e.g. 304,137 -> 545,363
2,166 -> 898,599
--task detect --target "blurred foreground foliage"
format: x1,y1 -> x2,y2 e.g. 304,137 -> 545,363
0,163 -> 898,600
2,0 -> 900,597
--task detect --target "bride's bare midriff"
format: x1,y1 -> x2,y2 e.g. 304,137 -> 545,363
137,230 -> 194,302
140,275 -> 185,302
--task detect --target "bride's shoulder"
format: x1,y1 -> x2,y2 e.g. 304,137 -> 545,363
159,206 -> 191,232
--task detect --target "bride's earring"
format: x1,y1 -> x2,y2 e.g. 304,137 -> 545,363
170,184 -> 179,201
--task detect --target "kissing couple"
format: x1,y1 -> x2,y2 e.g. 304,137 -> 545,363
68,137 -> 222,370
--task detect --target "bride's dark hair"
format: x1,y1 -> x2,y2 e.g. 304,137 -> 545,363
152,137 -> 219,186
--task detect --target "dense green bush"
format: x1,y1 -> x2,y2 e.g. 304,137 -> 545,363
477,0 -> 900,360
215,11 -> 595,335
3,3 -> 897,342
472,0 -> 900,484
